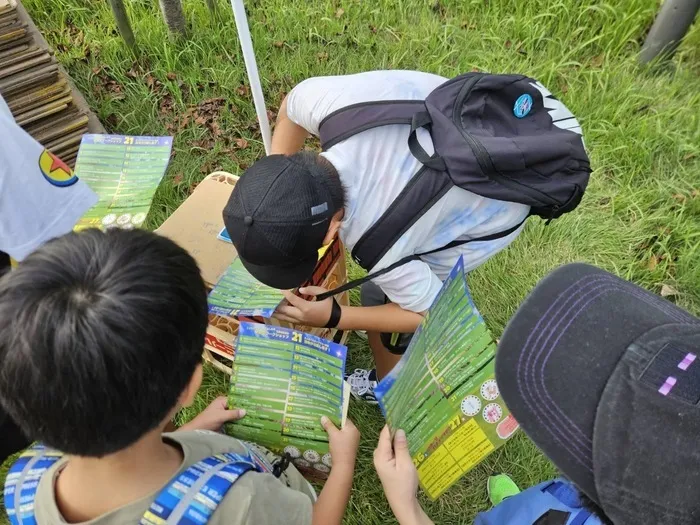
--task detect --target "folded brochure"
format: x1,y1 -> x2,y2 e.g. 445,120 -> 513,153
228,322 -> 349,478
374,257 -> 519,500
208,257 -> 284,318
73,134 -> 173,231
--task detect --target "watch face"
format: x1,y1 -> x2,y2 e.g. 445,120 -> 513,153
461,395 -> 481,417
322,453 -> 333,467
480,379 -> 500,401
303,449 -> 321,463
483,403 -> 503,424
284,446 -> 301,458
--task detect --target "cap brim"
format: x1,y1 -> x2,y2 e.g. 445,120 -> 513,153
239,255 -> 317,290
496,263 -> 695,505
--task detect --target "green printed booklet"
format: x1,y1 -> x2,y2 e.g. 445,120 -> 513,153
73,134 -> 173,231
374,257 -> 519,500
208,257 -> 284,318
228,322 -> 349,479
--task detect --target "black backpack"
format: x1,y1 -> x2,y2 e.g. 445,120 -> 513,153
316,72 -> 591,300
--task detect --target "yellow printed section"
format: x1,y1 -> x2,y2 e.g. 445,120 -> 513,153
416,419 -> 494,500
318,244 -> 330,260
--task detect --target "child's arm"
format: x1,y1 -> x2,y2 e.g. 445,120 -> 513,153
270,96 -> 309,155
374,426 -> 434,525
312,416 -> 360,525
178,396 -> 246,432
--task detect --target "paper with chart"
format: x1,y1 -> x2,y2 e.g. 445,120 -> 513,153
228,322 -> 349,477
208,257 -> 284,318
374,257 -> 519,500
73,135 -> 173,230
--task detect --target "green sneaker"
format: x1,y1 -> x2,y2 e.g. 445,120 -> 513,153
487,474 -> 520,507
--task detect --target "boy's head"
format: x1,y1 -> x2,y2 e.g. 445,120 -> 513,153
497,263 -> 700,524
223,152 -> 345,290
0,229 -> 208,457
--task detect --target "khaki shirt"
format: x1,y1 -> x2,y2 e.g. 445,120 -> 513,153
34,431 -> 314,524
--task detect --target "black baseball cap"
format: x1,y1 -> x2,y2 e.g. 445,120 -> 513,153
497,263 -> 700,524
222,155 -> 334,290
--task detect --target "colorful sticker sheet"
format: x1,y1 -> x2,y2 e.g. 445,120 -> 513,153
73,135 -> 173,230
228,323 -> 348,477
208,257 -> 284,318
375,257 -> 519,500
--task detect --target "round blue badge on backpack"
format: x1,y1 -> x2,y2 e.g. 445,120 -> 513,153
513,94 -> 533,118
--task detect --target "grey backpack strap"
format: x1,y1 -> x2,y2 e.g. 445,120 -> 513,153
319,100 -> 425,150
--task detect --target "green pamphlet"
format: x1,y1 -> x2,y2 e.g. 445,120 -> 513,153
208,257 -> 284,318
228,322 -> 348,478
374,257 -> 519,500
74,135 -> 173,230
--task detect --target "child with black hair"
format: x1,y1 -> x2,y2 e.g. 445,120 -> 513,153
0,229 -> 358,525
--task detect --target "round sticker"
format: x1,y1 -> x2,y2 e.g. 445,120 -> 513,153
513,94 -> 533,118
120,223 -> 135,230
480,379 -> 500,401
284,446 -> 301,459
497,414 -> 520,439
483,403 -> 503,424
38,150 -> 78,187
322,453 -> 333,467
313,463 -> 331,473
294,459 -> 311,468
131,212 -> 147,225
461,395 -> 481,417
303,450 -> 321,463
101,214 -> 117,226
116,213 -> 132,226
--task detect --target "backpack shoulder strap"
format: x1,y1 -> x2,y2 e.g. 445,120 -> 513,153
318,100 -> 425,150
4,444 -> 63,525
315,216 -> 526,301
140,446 -> 264,525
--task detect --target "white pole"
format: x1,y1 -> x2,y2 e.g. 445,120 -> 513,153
230,0 -> 272,155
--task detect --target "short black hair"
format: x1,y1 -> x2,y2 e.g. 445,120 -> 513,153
288,151 -> 346,213
0,229 -> 208,457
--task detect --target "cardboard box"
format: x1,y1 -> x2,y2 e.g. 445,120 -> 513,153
155,175 -> 237,287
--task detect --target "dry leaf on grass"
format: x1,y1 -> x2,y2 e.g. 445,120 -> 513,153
660,284 -> 680,297
648,255 -> 660,271
235,138 -> 249,149
335,7 -> 344,18
591,54 -> 605,67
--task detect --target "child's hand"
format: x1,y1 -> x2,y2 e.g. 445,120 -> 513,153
179,396 -> 247,433
374,425 -> 430,525
321,416 -> 360,471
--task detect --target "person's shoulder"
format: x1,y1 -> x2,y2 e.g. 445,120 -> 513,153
165,429 -> 250,456
210,467 -> 314,525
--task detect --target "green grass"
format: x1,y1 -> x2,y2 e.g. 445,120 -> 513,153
2,0 -> 700,523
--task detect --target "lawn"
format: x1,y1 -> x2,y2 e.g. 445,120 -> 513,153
2,0 -> 700,523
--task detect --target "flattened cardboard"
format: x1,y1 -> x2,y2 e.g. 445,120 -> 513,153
155,177 -> 238,286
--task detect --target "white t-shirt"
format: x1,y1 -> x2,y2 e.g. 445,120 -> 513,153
287,70 -> 530,312
0,95 -> 97,261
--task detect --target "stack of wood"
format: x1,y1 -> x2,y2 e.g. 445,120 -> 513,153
0,0 -> 89,167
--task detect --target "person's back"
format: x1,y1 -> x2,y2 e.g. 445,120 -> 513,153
282,70 -> 530,310
0,229 -> 357,524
